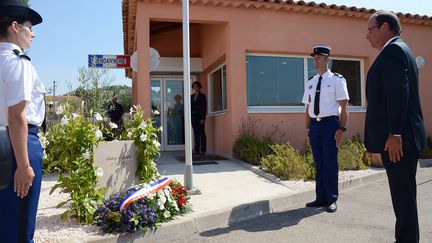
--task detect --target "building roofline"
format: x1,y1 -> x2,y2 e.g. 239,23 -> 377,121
122,0 -> 432,71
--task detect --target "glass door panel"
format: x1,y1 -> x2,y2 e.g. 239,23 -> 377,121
164,79 -> 185,150
150,79 -> 162,145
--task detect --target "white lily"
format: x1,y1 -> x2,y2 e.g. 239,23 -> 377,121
94,112 -> 103,121
95,167 -> 104,177
139,121 -> 147,129
60,116 -> 69,125
109,122 -> 118,129
55,105 -> 64,115
95,130 -> 103,140
82,150 -> 90,160
140,133 -> 147,142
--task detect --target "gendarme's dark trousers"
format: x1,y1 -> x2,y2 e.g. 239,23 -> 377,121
381,137 -> 419,243
191,116 -> 206,154
309,118 -> 339,205
0,125 -> 43,243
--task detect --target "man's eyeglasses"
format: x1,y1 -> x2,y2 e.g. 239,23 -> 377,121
367,25 -> 378,33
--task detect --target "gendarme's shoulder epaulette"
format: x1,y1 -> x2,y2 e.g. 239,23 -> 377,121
13,49 -> 31,61
333,72 -> 343,78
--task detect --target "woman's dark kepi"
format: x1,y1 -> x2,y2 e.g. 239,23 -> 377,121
0,0 -> 43,25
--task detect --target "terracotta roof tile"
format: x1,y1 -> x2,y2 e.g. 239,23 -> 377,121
250,0 -> 431,20
122,0 -> 432,77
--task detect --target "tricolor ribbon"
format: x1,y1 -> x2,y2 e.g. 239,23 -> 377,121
118,177 -> 172,212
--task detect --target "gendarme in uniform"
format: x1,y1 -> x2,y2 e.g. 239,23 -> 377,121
0,43 -> 46,126
302,45 -> 349,213
0,1 -> 45,242
303,71 -> 348,120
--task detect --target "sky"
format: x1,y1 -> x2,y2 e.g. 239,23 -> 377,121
27,0 -> 431,95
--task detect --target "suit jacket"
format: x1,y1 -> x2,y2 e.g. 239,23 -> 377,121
364,37 -> 427,153
191,92 -> 207,121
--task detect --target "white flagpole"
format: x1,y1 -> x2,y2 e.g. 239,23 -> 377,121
182,0 -> 194,191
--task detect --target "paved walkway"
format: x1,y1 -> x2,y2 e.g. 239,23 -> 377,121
78,151 -> 387,243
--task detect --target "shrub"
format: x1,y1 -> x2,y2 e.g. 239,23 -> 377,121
43,107 -> 108,223
233,135 -> 273,165
233,116 -> 285,165
302,144 -> 316,180
261,144 -> 315,181
338,140 -> 370,170
121,107 -> 161,183
419,135 -> 432,159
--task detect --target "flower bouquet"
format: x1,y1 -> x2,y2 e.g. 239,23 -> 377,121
95,179 -> 191,233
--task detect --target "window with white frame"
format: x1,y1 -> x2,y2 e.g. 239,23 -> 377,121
208,64 -> 227,113
247,54 -> 363,110
247,55 -> 305,106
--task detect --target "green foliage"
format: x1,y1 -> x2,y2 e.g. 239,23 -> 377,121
233,135 -> 273,165
261,144 -> 315,181
102,85 -> 133,112
65,66 -> 132,118
43,105 -> 107,223
302,144 -> 316,179
121,106 -> 161,183
233,116 -> 285,165
43,104 -> 161,223
258,139 -> 370,182
419,135 -> 432,159
71,66 -> 115,116
338,140 -> 370,170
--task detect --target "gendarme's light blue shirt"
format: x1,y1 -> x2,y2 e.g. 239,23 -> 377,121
0,42 -> 45,126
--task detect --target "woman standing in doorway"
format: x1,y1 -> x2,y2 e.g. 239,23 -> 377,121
191,81 -> 207,155
0,1 -> 45,242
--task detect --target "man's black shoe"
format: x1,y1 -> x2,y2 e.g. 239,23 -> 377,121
305,200 -> 325,208
326,202 -> 337,213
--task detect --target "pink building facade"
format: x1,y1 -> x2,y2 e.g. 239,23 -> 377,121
122,0 -> 432,156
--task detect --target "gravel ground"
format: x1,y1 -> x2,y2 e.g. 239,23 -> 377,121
34,174 -> 105,243
34,169 -> 378,242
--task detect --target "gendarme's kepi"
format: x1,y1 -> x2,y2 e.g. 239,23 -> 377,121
311,45 -> 331,57
0,0 -> 43,25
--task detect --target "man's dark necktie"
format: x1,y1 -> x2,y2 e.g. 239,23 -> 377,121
314,76 -> 322,116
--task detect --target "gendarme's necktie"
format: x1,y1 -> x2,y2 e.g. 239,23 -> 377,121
314,76 -> 322,116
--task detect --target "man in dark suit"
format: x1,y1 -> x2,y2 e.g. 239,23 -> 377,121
365,11 -> 427,243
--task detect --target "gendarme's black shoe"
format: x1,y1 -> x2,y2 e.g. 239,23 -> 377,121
305,200 -> 325,208
326,202 -> 337,213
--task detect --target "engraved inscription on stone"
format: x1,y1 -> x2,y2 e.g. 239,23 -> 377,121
93,140 -> 138,195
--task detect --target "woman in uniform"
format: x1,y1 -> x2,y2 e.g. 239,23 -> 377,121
0,1 -> 45,242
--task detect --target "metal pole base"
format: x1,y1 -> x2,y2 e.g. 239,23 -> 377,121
187,187 -> 201,195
